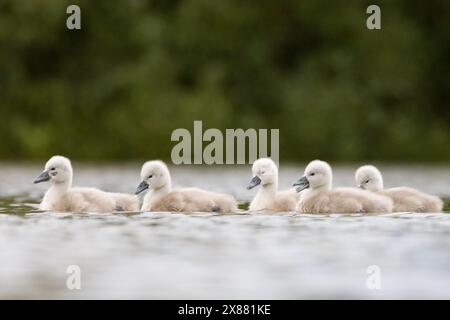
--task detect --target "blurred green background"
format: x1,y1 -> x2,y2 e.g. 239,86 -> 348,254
0,0 -> 449,163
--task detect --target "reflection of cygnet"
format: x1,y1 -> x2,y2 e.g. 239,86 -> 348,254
34,156 -> 139,212
136,160 -> 237,213
355,165 -> 443,212
294,160 -> 393,214
247,158 -> 299,212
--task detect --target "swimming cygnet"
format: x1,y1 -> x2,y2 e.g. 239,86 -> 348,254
135,160 -> 237,213
293,160 -> 393,214
34,156 -> 139,213
355,165 -> 443,212
246,158 -> 299,212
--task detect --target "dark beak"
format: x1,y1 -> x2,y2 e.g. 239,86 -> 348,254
293,176 -> 309,192
33,170 -> 50,184
135,181 -> 149,195
246,176 -> 261,190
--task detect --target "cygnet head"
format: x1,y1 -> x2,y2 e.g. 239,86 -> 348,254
135,160 -> 171,195
247,158 -> 278,190
34,155 -> 73,185
293,160 -> 332,192
355,165 -> 383,192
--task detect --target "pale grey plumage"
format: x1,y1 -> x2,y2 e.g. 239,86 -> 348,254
138,160 -> 237,213
248,158 -> 299,212
35,156 -> 139,213
355,165 -> 443,212
295,160 -> 393,214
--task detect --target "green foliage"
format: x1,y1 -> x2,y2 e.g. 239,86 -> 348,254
0,0 -> 449,162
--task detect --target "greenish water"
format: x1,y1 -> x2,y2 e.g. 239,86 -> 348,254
1,163 -> 450,299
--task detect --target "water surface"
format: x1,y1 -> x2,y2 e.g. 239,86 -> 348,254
0,163 -> 449,299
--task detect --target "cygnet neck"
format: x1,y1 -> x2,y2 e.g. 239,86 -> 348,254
375,179 -> 384,191
49,177 -> 72,193
259,180 -> 278,199
151,177 -> 172,197
312,181 -> 332,193
154,184 -> 171,195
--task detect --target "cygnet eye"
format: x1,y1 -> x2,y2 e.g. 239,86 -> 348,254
365,179 -> 370,184
310,172 -> 315,176
50,167 -> 56,171
261,171 -> 265,175
148,175 -> 153,179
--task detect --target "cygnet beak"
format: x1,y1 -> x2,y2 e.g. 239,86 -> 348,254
33,170 -> 51,184
135,181 -> 149,195
246,176 -> 261,190
293,176 -> 309,192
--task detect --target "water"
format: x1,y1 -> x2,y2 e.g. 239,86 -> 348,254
0,162 -> 449,299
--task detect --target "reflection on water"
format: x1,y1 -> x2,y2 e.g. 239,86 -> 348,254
0,163 -> 449,299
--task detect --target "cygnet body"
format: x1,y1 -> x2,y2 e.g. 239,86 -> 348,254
355,165 -> 443,212
136,160 -> 237,213
247,158 -> 299,212
34,156 -> 139,212
293,160 -> 393,214
109,192 -> 140,212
